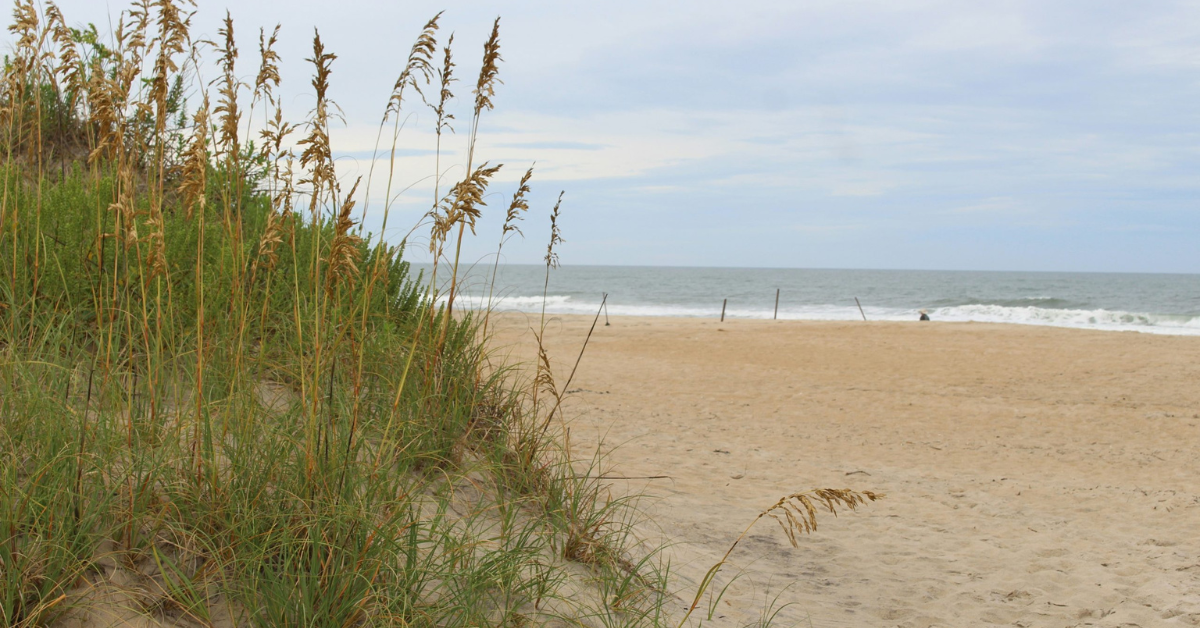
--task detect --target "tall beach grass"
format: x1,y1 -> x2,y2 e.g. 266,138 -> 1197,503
0,2 -> 874,626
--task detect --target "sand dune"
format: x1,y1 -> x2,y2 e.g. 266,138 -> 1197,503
489,314 -> 1200,627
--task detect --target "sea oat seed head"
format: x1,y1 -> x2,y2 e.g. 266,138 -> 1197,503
472,17 -> 502,117
544,192 -> 564,269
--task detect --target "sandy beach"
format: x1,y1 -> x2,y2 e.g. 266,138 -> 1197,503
488,313 -> 1200,627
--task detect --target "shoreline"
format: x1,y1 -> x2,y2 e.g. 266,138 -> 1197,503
488,313 -> 1200,626
438,264 -> 1200,336
481,309 -> 1200,337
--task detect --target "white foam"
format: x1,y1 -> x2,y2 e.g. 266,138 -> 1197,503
435,294 -> 571,309
449,294 -> 1200,336
929,304 -> 1200,335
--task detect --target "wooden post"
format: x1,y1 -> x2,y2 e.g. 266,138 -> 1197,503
855,297 -> 867,322
603,293 -> 610,326
774,289 -> 780,320
720,299 -> 727,322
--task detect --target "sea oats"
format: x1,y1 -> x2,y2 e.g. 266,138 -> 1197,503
544,192 -> 564,270
254,24 -> 282,106
213,12 -> 240,160
472,18 -> 502,118
149,0 -> 190,134
178,99 -> 208,220
385,12 -> 440,121
326,177 -> 363,295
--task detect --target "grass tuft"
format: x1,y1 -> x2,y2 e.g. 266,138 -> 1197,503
0,2 -> 879,626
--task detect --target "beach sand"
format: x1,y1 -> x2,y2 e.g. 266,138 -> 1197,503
487,313 -> 1200,627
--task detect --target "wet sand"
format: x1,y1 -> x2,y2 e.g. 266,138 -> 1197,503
488,313 -> 1200,627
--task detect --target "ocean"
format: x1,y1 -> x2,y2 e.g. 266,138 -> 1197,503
418,264 -> 1200,336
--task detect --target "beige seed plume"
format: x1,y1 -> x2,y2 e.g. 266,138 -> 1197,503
7,1 -> 39,53
472,17 -> 502,117
179,99 -> 210,220
544,192 -> 564,269
213,12 -> 240,159
765,488 -> 883,547
502,166 -> 533,238
255,210 -> 285,274
326,177 -> 364,295
0,1 -> 37,135
117,0 -> 151,83
430,162 -> 502,247
85,56 -> 119,164
258,106 -> 294,164
144,205 -> 167,280
385,12 -> 440,120
678,488 -> 882,628
149,0 -> 191,134
254,24 -> 282,106
45,3 -> 85,108
297,30 -> 339,207
534,339 -> 559,403
430,33 -> 456,135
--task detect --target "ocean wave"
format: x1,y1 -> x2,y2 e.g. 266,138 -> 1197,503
935,296 -> 1081,309
930,304 -> 1200,334
436,294 -> 571,309
448,294 -> 1200,336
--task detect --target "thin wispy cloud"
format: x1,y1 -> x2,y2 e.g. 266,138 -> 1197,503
495,141 -> 607,150
38,0 -> 1200,272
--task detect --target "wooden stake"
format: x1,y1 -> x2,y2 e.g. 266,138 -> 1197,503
720,299 -> 727,322
855,297 -> 867,322
774,289 -> 780,320
603,293 -> 610,326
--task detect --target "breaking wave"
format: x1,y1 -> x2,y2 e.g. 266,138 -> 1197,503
453,294 -> 1200,336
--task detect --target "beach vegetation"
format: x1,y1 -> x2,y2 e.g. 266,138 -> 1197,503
0,2 -> 876,626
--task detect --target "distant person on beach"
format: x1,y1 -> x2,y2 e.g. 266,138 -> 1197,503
919,309 -> 930,321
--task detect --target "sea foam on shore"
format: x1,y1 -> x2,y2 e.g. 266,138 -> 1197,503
429,265 -> 1200,335
452,293 -> 1200,335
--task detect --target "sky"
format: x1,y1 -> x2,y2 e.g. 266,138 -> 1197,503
28,1 -> 1200,272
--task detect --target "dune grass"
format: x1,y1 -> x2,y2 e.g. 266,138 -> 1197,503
0,2 -> 875,627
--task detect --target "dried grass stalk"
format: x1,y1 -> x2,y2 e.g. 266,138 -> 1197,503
678,488 -> 883,628
479,165 -> 534,339
385,12 -> 440,120
144,205 -> 167,280
178,99 -> 209,220
254,210 -> 285,275
213,12 -> 240,160
430,161 -> 502,248
430,33 -> 456,135
472,18 -> 502,117
326,177 -> 363,295
149,0 -> 191,134
544,192 -> 564,269
45,3 -> 85,109
503,166 -> 533,237
298,30 -> 339,214
254,24 -> 282,106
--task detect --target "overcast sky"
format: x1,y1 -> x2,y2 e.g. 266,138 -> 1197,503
35,1 -> 1200,272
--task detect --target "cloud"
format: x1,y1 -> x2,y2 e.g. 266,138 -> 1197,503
786,224 -> 865,233
829,183 -> 890,198
334,148 -> 440,159
1105,224 -> 1175,233
495,141 -> 607,151
37,0 -> 1200,272
945,197 -> 1027,215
